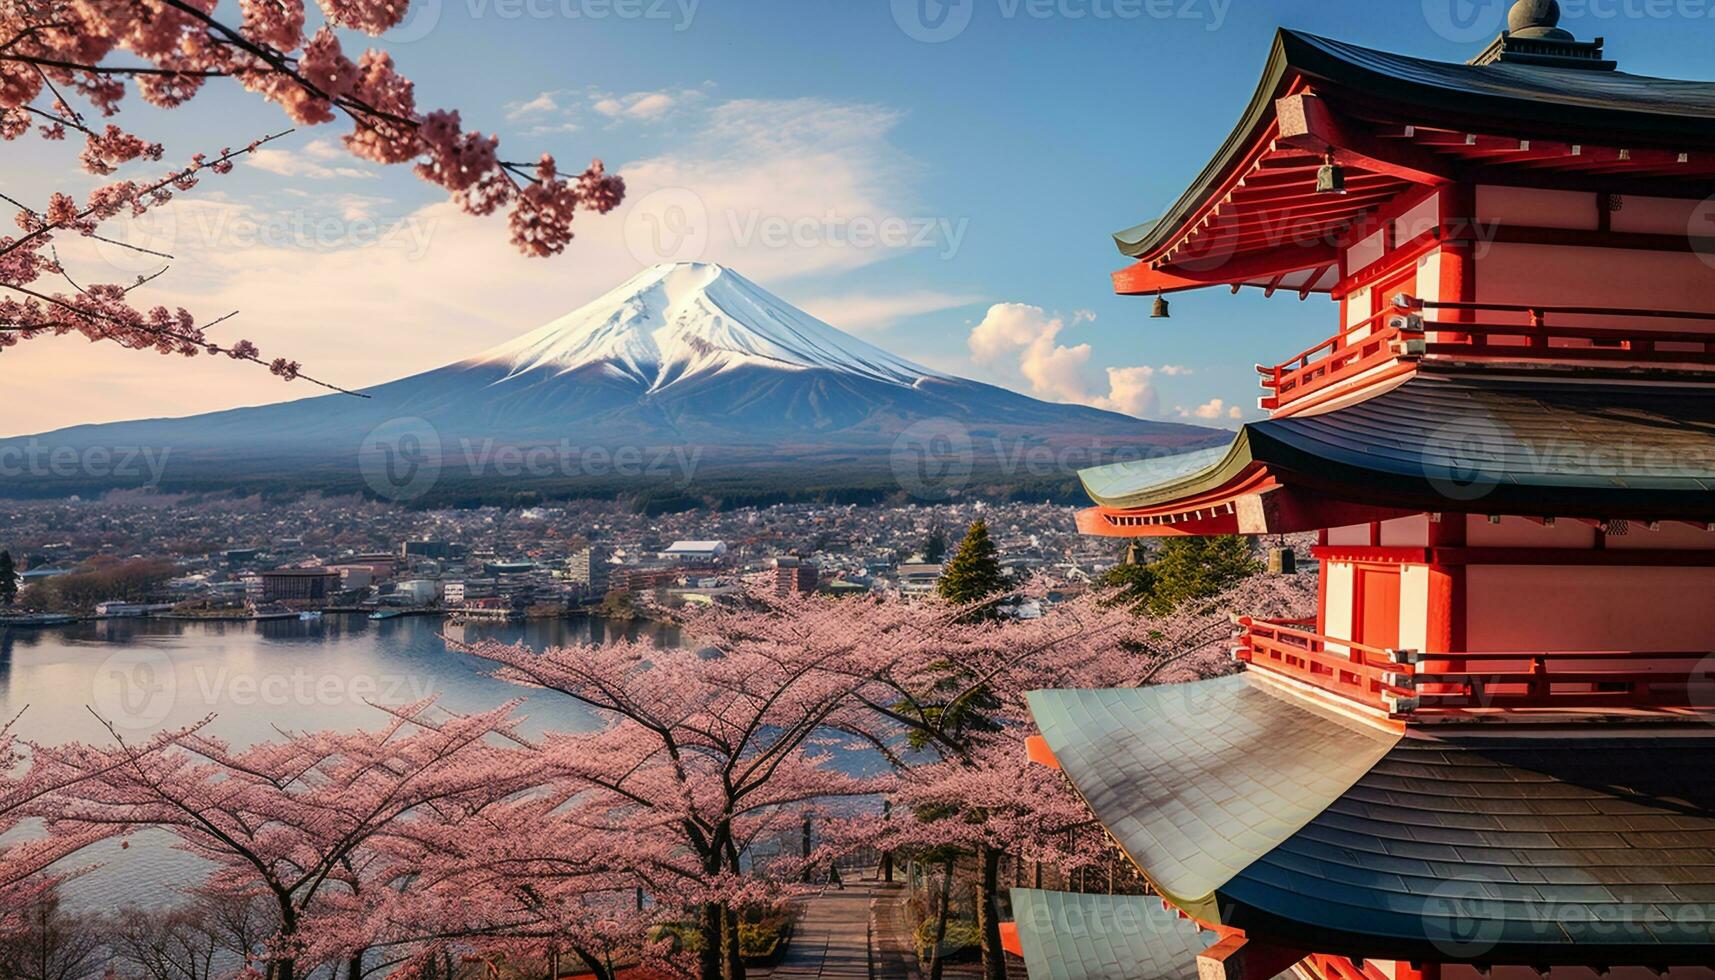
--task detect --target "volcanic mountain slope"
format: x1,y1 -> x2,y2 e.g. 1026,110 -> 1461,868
3,263 -> 1225,499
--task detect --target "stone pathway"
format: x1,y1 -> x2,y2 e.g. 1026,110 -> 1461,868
771,884 -> 878,978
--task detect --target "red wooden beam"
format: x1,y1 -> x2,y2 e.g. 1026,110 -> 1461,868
1274,93 -> 1454,186
1111,243 -> 1339,295
1023,735 -> 1059,770
1196,936 -> 1307,980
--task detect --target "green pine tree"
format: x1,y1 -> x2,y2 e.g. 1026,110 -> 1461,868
935,519 -> 1006,606
0,550 -> 15,607
1100,535 -> 1262,617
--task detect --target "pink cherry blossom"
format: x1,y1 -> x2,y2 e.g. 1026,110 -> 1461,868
0,0 -> 625,386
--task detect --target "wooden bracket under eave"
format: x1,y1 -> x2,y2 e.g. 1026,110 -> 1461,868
1197,935 -> 1309,980
1024,735 -> 1060,770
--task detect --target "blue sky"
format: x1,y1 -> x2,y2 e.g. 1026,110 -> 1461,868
10,0 -> 1715,434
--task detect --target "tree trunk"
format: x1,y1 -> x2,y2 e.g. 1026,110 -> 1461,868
347,950 -> 364,980
571,947 -> 614,980
925,854 -> 956,980
976,845 -> 1006,980
698,902 -> 723,980
722,904 -> 747,980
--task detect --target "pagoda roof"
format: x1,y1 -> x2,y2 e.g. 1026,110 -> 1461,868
1007,890 -> 1212,980
1029,675 -> 1715,966
1113,29 -> 1715,296
1026,677 -> 1399,923
1076,372 -> 1715,535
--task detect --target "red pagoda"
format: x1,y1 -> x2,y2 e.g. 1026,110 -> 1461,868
1013,3 -> 1715,979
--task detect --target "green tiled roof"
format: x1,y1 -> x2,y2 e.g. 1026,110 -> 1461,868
1078,374 -> 1715,518
1026,676 -> 1399,922
1008,890 -> 1207,980
1027,675 -> 1715,966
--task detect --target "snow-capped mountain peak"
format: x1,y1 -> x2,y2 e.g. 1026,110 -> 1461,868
473,262 -> 944,391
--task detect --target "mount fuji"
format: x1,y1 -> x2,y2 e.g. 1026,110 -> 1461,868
2,263 -> 1224,503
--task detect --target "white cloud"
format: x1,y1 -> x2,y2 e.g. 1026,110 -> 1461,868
247,146 -> 376,181
591,89 -> 696,122
619,97 -> 940,281
1176,398 -> 1247,424
301,139 -> 344,161
796,290 -> 982,333
506,91 -> 562,119
966,304 -> 1167,418
1102,365 -> 1160,418
3,95 -> 950,434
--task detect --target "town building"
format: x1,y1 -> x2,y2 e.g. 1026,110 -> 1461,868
660,540 -> 727,565
1015,6 -> 1715,980
390,579 -> 439,605
771,556 -> 818,596
257,568 -> 340,603
896,562 -> 942,597
442,581 -> 466,606
565,544 -> 612,596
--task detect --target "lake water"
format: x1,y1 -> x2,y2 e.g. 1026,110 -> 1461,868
0,614 -> 678,912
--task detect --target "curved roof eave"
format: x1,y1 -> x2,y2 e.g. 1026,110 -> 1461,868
1078,430 -> 1258,511
1113,30 -> 1296,260
1115,29 -> 1715,261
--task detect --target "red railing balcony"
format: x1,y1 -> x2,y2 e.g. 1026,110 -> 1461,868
1257,307 -> 1409,412
1236,616 -> 1715,722
1259,297 -> 1715,412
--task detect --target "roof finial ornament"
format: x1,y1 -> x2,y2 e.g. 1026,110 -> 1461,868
1508,0 -> 1573,39
1472,0 -> 1614,70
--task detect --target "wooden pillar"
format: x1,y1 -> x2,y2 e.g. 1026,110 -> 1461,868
1427,514 -> 1466,653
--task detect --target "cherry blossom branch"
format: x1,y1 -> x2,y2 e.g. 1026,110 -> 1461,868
0,281 -> 366,396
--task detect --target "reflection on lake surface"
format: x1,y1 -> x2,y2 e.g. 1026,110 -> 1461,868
0,613 -> 677,912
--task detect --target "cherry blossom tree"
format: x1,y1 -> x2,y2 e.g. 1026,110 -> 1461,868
0,0 -> 625,390
829,574 -> 1316,980
0,709 -> 194,938
36,700 -> 534,980
461,616 -> 888,980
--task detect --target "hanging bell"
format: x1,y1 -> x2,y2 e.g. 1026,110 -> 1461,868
1150,291 -> 1170,319
1316,149 -> 1347,195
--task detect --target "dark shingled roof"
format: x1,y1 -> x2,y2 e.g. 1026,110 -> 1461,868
1008,890 -> 1211,980
1078,372 -> 1715,519
1223,737 -> 1715,965
1026,677 -> 1400,923
1117,29 -> 1715,259
1026,677 -> 1715,966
